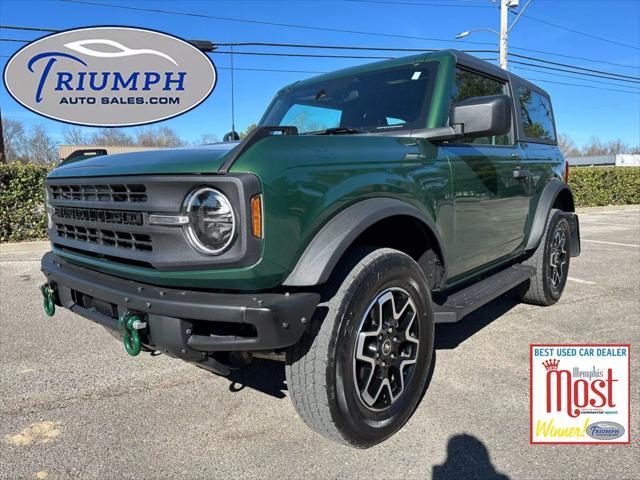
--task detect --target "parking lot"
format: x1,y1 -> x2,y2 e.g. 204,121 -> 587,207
1,205 -> 638,479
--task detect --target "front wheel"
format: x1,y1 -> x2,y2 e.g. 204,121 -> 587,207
286,248 -> 434,448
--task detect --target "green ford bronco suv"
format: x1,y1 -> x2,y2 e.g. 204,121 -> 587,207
41,50 -> 580,448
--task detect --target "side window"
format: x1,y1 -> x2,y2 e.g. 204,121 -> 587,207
517,87 -> 556,142
450,68 -> 512,145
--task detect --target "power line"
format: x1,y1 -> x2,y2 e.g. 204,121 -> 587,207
346,0 -> 493,8
218,66 -> 325,74
212,42 -> 640,75
216,51 -> 640,84
1,55 -> 638,95
0,25 -> 492,54
349,0 -> 640,55
213,50 -> 392,60
517,12 -> 640,51
59,0 -> 637,65
508,59 -> 640,84
0,25 -> 58,33
506,49 -> 639,71
2,36 -> 638,84
255,40 -> 639,71
2,31 -> 639,86
58,0 -> 497,47
0,55 -> 640,94
214,41 -> 496,55
519,77 -> 640,95
3,22 -> 639,71
509,52 -> 640,81
510,65 -> 640,90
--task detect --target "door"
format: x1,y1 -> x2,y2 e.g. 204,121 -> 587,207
513,84 -> 563,246
442,67 -> 531,279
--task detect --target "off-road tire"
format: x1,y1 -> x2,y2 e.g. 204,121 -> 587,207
520,209 -> 571,306
286,247 -> 434,448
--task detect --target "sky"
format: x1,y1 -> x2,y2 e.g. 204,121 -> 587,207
1,0 -> 639,149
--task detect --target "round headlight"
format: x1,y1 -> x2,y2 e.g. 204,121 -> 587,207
182,187 -> 235,255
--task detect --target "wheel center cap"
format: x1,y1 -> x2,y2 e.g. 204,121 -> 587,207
382,339 -> 392,356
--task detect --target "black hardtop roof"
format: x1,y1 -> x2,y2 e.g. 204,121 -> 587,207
282,49 -> 550,99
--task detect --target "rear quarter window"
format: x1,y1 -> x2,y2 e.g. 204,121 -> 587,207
516,86 -> 557,144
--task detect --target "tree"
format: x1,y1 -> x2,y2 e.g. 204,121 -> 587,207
239,124 -> 257,140
136,126 -> 185,147
604,139 -> 630,155
0,119 -> 56,163
2,118 -> 27,162
27,124 -> 57,163
198,133 -> 219,144
89,128 -> 135,146
63,126 -> 90,145
581,136 -> 631,156
557,133 -> 579,157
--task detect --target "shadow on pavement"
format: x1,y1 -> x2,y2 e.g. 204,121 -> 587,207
222,289 -> 521,398
432,434 -> 510,480
435,289 -> 521,350
226,358 -> 287,399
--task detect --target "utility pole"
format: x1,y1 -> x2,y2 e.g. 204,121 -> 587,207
0,107 -> 5,163
499,0 -> 509,70
456,0 -> 533,71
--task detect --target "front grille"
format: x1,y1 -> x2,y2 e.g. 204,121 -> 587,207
54,206 -> 143,226
55,223 -> 152,251
50,184 -> 147,203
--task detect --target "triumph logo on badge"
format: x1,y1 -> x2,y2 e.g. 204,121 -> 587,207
3,26 -> 217,127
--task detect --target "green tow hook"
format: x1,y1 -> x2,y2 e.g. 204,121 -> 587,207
118,313 -> 146,357
40,283 -> 56,317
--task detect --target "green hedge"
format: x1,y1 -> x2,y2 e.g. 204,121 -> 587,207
570,166 -> 640,207
0,163 -> 638,243
0,162 -> 52,243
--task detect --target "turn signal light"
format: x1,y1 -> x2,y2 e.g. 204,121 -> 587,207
564,161 -> 570,183
251,194 -> 263,238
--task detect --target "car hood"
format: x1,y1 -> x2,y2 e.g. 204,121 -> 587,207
48,142 -> 240,178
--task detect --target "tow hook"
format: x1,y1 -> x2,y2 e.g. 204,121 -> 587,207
40,282 -> 57,317
118,312 -> 146,357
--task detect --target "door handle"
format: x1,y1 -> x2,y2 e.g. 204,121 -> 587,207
511,153 -> 521,160
513,168 -> 530,178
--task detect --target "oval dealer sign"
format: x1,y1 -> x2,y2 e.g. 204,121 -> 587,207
3,27 -> 217,127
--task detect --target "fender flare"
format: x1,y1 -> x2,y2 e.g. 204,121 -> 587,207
525,179 -> 575,252
283,197 -> 446,287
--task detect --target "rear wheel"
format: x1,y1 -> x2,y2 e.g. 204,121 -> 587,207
286,248 -> 434,448
520,209 -> 571,306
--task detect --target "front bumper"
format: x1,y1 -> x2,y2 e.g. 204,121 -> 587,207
41,252 -> 319,359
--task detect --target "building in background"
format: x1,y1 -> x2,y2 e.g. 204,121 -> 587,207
566,154 -> 640,167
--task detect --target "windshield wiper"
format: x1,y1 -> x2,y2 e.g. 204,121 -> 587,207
305,127 -> 364,135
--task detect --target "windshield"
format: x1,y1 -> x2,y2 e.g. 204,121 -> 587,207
260,62 -> 439,134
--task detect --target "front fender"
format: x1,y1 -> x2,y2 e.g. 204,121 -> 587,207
283,197 -> 446,286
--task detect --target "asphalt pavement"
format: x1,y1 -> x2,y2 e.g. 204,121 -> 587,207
1,205 -> 638,479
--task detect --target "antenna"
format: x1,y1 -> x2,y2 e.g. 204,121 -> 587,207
230,44 -> 236,136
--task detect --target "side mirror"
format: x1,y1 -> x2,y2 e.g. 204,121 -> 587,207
408,94 -> 512,143
450,94 -> 511,138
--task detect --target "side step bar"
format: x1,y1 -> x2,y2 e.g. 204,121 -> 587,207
433,265 -> 535,323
